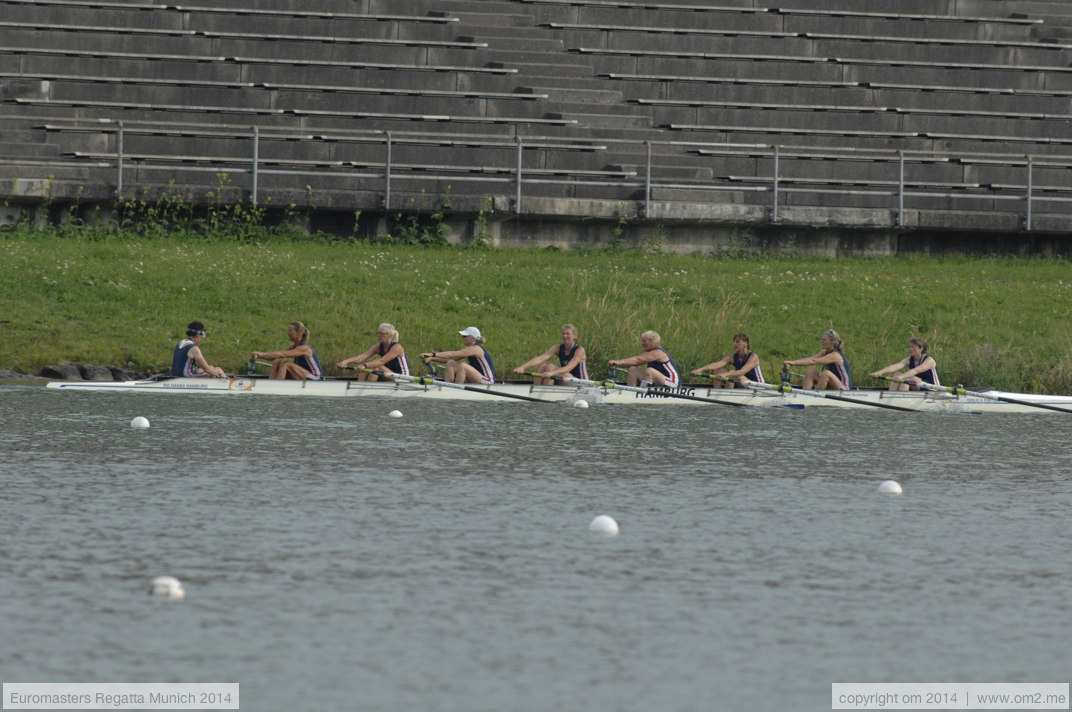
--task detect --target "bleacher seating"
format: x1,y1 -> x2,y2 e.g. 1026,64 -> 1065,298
2,0 -> 1072,239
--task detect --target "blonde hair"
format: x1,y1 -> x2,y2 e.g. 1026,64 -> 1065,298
822,329 -> 843,352
378,322 -> 399,341
641,330 -> 661,347
289,321 -> 310,343
561,323 -> 578,338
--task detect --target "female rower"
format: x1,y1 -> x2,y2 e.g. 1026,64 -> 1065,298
336,322 -> 410,382
420,326 -> 496,384
608,330 -> 680,388
783,329 -> 851,390
512,323 -> 588,385
171,321 -> 227,378
690,332 -> 764,388
250,321 -> 323,381
869,337 -> 939,391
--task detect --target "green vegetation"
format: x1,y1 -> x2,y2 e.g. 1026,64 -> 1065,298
2,228 -> 1071,392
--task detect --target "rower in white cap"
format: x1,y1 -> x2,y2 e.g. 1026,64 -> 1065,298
420,326 -> 496,384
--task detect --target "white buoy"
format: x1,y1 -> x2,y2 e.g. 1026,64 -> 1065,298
130,416 -> 150,429
388,410 -> 403,418
589,514 -> 619,535
878,480 -> 903,495
572,399 -> 589,409
149,575 -> 185,599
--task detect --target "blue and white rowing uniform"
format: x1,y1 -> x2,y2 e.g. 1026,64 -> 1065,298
824,350 -> 851,390
171,339 -> 209,377
909,355 -> 939,385
380,342 -> 410,376
733,351 -> 764,383
294,343 -> 324,380
648,347 -> 680,387
468,346 -> 496,385
558,343 -> 588,380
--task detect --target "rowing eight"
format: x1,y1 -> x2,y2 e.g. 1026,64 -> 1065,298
42,376 -> 1072,413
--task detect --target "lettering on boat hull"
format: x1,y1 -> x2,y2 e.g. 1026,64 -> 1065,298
636,385 -> 696,399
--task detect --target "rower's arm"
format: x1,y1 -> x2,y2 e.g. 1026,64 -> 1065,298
869,357 -> 909,377
692,354 -> 731,374
366,343 -> 404,369
547,346 -> 586,376
252,345 -> 309,360
899,355 -> 936,379
724,353 -> 760,379
514,346 -> 557,372
337,346 -> 378,368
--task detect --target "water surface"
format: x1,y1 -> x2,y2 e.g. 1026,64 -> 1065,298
1,386 -> 1068,711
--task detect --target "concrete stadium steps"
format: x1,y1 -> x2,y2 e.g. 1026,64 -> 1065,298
703,153 -> 1072,195
518,0 -> 1043,23
371,0 -> 522,16
600,53 -> 1072,95
2,0 -> 1072,235
441,10 -> 540,29
0,25 -> 489,62
458,33 -> 565,54
0,2 -> 465,41
8,52 -> 246,84
27,81 -> 552,120
642,102 -> 1072,141
608,76 -> 1072,116
546,27 -> 1069,69
663,122 -> 1072,157
5,53 -> 527,93
0,139 -> 61,158
571,46 -> 1072,88
525,6 -> 1043,43
55,136 -> 628,176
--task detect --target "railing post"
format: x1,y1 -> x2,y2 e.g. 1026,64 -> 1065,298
770,144 -> 779,223
1024,154 -> 1033,231
515,135 -> 523,214
116,120 -> 124,199
251,125 -> 259,206
384,131 -> 392,210
644,140 -> 652,219
897,150 -> 905,227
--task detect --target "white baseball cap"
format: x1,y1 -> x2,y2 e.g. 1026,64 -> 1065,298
458,326 -> 482,339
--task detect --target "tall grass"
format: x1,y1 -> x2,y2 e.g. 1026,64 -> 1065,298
2,228 -> 1071,392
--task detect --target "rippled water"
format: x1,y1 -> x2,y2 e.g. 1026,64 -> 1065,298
1,386 -> 1069,711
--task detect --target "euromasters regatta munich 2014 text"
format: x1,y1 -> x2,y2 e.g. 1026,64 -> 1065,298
8,691 -> 198,706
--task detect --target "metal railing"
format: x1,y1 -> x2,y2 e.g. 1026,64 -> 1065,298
32,119 -> 1072,231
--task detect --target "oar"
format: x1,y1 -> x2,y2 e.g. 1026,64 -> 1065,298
526,371 -> 749,407
881,376 -> 1072,414
740,378 -> 920,412
243,359 -> 275,375
354,367 -> 550,404
689,372 -> 806,409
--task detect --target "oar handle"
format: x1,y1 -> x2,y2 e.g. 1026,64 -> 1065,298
346,365 -> 436,386
879,375 -> 965,395
565,375 -> 629,391
730,377 -> 791,393
244,359 -> 275,374
521,370 -> 562,381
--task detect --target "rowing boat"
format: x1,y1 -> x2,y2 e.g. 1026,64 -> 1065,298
42,376 -> 1072,412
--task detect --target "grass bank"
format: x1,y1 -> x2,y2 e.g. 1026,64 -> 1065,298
3,231 -> 1071,392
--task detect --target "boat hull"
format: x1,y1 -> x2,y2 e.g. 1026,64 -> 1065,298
42,377 -> 1072,413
